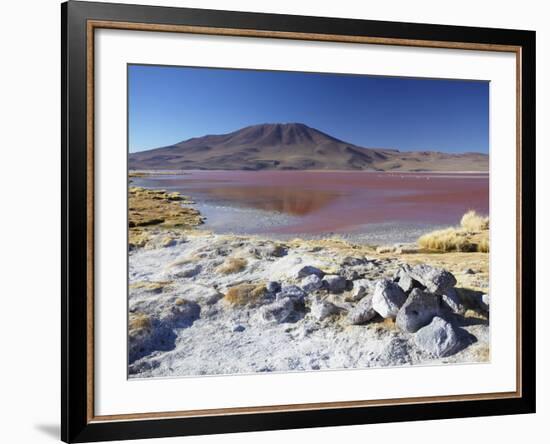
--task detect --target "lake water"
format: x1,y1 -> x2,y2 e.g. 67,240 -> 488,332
132,170 -> 489,244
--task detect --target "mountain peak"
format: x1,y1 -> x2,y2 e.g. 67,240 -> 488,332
129,124 -> 488,172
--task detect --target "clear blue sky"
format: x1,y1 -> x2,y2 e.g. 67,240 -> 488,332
128,64 -> 489,154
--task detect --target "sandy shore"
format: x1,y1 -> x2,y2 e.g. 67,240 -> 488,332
127,185 -> 490,378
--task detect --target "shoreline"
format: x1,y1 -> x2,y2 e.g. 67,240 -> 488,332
128,183 -> 490,378
130,169 -> 489,175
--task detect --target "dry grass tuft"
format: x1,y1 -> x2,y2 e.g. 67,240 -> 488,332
478,236 -> 490,253
463,308 -> 488,321
460,210 -> 489,232
224,283 -> 266,306
129,313 -> 152,332
129,280 -> 172,293
217,257 -> 248,274
417,211 -> 489,253
418,228 -> 476,252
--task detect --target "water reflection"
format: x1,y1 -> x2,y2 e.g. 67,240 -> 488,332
198,186 -> 341,216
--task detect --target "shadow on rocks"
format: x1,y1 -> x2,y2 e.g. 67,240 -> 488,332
128,323 -> 178,365
441,316 -> 479,355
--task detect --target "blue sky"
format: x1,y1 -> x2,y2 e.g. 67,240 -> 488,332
128,64 -> 489,154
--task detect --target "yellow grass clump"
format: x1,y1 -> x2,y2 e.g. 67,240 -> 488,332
129,313 -> 152,332
224,283 -> 267,306
129,280 -> 172,293
460,210 -> 489,232
217,257 -> 248,274
417,210 -> 489,253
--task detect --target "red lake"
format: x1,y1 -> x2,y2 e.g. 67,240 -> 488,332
133,170 -> 489,242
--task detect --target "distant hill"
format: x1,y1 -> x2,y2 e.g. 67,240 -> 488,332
129,123 -> 488,172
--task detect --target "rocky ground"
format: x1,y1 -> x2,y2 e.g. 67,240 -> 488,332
127,189 -> 490,378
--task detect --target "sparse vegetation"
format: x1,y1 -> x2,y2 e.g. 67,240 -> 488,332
129,229 -> 152,250
217,257 -> 248,274
129,313 -> 152,332
129,280 -> 172,293
460,210 -> 489,232
224,283 -> 267,306
417,210 -> 489,253
128,186 -> 203,250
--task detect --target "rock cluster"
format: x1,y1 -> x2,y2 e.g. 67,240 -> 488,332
258,261 -> 468,358
128,232 -> 488,374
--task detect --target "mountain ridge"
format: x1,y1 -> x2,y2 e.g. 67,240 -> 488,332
129,123 -> 488,172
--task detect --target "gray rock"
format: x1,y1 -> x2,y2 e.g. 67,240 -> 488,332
414,316 -> 461,357
348,279 -> 372,302
372,279 -> 407,319
347,293 -> 377,325
310,297 -> 341,321
441,287 -> 466,314
232,324 -> 245,332
300,274 -> 323,292
276,285 -> 306,303
394,264 -> 418,293
323,274 -> 347,293
259,297 -> 296,323
171,263 -> 202,279
464,268 -> 476,275
408,264 -> 457,294
250,243 -> 288,258
396,289 -> 440,333
297,265 -> 325,279
340,267 -> 360,281
266,281 -> 281,293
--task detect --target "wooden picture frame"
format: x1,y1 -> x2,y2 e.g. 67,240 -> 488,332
62,1 -> 536,442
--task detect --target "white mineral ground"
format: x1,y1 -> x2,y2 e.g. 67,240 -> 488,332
128,211 -> 490,378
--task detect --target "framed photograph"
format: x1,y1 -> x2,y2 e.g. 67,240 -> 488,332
62,1 -> 536,442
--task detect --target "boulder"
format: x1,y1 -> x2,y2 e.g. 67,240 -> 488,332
348,279 -> 372,302
310,297 -> 341,321
323,275 -> 347,293
266,281 -> 281,293
259,297 -> 297,324
276,285 -> 306,303
414,316 -> 461,357
441,287 -> 466,315
296,265 -> 325,279
347,293 -> 377,325
408,264 -> 457,294
393,264 -> 419,293
396,289 -> 440,333
372,279 -> 407,319
300,274 -> 323,293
